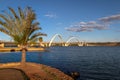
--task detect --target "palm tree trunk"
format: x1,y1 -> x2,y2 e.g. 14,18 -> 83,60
21,48 -> 26,64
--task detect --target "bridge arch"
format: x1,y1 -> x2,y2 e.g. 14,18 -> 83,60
65,37 -> 82,46
49,34 -> 64,47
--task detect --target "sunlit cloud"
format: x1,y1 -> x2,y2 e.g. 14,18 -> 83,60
66,14 -> 120,32
44,13 -> 57,18
99,14 -> 120,22
65,21 -> 108,32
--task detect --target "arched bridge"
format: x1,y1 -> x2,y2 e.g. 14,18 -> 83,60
48,34 -> 64,47
48,34 -> 84,47
65,37 -> 83,46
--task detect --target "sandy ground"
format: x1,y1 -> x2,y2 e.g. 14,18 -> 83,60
0,62 -> 73,80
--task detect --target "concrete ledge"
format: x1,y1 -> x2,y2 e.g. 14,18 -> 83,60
0,47 -> 45,52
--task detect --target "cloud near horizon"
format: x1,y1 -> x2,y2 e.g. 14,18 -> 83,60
65,21 -> 108,32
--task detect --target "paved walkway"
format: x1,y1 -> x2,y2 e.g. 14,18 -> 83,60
0,68 -> 29,80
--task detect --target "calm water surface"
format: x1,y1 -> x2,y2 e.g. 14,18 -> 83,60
0,46 -> 120,80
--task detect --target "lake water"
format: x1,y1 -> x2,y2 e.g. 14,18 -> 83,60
0,46 -> 120,80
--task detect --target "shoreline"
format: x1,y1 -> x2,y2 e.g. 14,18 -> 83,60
0,62 -> 73,80
0,47 -> 45,52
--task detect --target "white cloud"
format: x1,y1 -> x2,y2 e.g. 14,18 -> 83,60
65,13 -> 120,32
44,13 -> 57,18
65,21 -> 108,32
99,14 -> 120,22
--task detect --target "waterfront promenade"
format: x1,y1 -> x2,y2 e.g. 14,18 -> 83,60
1,41 -> 120,48
0,47 -> 45,52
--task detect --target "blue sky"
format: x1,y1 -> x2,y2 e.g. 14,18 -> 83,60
0,0 -> 120,42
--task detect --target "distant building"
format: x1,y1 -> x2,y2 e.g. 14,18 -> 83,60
0,42 -> 4,48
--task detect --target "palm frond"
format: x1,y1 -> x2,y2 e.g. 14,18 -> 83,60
0,20 -> 13,33
29,32 -> 47,41
0,14 -> 10,23
8,7 -> 19,19
18,7 -> 25,19
2,10 -> 14,21
0,27 -> 10,36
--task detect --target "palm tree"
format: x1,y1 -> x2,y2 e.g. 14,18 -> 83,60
0,7 -> 47,64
